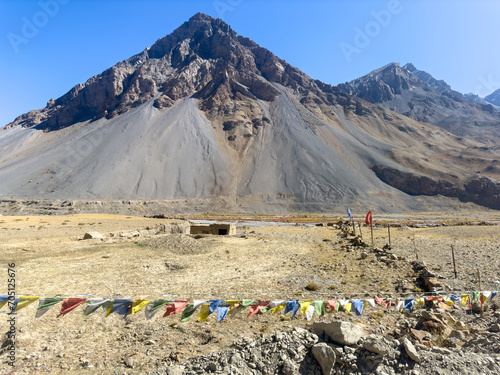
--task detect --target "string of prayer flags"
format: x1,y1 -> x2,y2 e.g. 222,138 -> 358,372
35,297 -> 64,318
58,298 -> 86,317
164,301 -> 189,317
5,291 -> 500,321
105,299 -> 132,318
131,300 -> 151,316
144,300 -> 170,320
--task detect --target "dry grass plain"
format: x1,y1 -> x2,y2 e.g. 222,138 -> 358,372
0,212 -> 499,374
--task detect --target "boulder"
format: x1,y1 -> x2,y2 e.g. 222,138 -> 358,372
312,321 -> 366,346
83,231 -> 103,240
362,336 -> 394,357
489,323 -> 500,333
311,343 -> 336,375
403,338 -> 421,363
282,358 -> 298,375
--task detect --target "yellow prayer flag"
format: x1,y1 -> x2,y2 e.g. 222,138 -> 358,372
299,301 -> 311,314
105,303 -> 114,318
460,294 -> 469,307
416,298 -> 425,306
0,300 -> 10,310
198,304 -> 210,322
345,302 -> 352,313
131,300 -> 151,316
271,304 -> 286,314
15,296 -> 40,311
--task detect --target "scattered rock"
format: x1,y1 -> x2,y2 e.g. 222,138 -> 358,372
312,321 -> 366,346
83,231 -> 103,239
403,337 -> 421,363
362,336 -> 395,357
489,323 -> 500,332
311,343 -> 336,375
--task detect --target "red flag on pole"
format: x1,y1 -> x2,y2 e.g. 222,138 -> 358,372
365,210 -> 373,226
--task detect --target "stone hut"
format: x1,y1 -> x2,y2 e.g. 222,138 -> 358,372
190,222 -> 236,235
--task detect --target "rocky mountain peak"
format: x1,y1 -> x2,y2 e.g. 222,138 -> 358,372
403,63 -> 452,92
485,88 -> 500,106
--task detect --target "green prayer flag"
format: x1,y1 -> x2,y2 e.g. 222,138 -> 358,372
35,297 -> 64,318
471,291 -> 480,304
241,300 -> 255,309
314,300 -> 325,317
180,304 -> 195,321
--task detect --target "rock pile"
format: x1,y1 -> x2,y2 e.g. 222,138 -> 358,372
146,319 -> 500,374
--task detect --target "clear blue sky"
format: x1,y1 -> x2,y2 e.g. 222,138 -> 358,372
1,0 -> 500,127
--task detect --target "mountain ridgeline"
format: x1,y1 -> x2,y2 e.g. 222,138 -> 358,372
1,13 -> 499,211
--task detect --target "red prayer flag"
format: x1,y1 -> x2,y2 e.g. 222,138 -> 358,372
247,300 -> 270,318
163,300 -> 189,317
365,210 -> 373,226
57,298 -> 87,317
325,300 -> 338,311
374,296 -> 384,305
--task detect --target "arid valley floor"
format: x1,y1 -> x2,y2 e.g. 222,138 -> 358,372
0,210 -> 499,374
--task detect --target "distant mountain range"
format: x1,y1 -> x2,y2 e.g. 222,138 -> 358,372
1,13 -> 499,211
337,62 -> 500,145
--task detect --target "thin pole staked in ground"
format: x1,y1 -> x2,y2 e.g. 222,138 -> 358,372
358,221 -> 363,240
387,224 -> 391,247
451,244 -> 457,279
370,224 -> 374,246
351,217 -> 356,236
412,233 -> 419,260
477,269 -> 482,291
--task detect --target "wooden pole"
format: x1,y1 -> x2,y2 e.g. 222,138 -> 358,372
451,244 -> 457,279
387,224 -> 391,247
412,233 -> 419,260
358,221 -> 363,240
477,269 -> 481,291
351,217 -> 356,236
370,224 -> 374,246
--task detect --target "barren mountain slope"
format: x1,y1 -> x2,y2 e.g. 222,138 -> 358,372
1,13 -> 499,211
